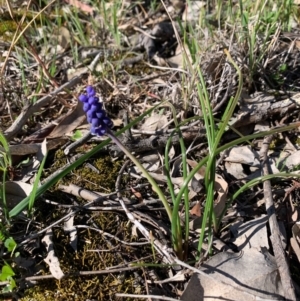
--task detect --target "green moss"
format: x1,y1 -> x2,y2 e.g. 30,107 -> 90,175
295,137 -> 300,147
19,214 -> 148,301
0,20 -> 19,35
16,149 -> 146,299
46,148 -> 122,191
269,138 -> 285,150
72,156 -> 122,192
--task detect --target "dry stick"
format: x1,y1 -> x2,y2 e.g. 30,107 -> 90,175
4,75 -> 83,141
75,225 -> 148,246
17,182 -> 148,248
17,189 -> 114,247
230,94 -> 300,129
115,160 -> 176,264
57,183 -> 154,206
115,294 -> 179,301
260,135 -> 296,301
4,45 -> 103,145
0,266 -> 141,287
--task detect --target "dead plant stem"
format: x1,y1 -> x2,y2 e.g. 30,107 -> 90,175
260,135 -> 296,301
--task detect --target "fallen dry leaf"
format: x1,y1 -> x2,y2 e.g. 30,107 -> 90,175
140,113 -> 168,131
181,248 -> 284,301
283,150 -> 300,170
189,201 -> 202,217
131,186 -> 143,203
214,174 -> 228,219
6,178 -> 37,203
64,0 -> 94,14
42,229 -> 64,280
186,159 -> 206,180
224,145 -> 260,166
48,101 -> 86,138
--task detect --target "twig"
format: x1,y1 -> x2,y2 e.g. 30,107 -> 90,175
0,266 -> 140,287
115,294 -> 179,301
64,131 -> 92,155
115,160 -> 176,264
75,225 -> 149,246
259,135 -> 296,301
4,76 -> 83,141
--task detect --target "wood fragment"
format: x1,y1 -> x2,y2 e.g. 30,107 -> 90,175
260,135 -> 296,301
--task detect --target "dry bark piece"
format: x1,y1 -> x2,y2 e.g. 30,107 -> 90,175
4,76 -> 83,141
224,146 -> 260,166
283,150 -> 300,170
4,181 -> 33,208
0,138 -> 66,156
291,222 -> 300,263
230,215 -> 269,251
48,101 -> 86,139
181,249 -> 285,301
42,229 -> 64,280
64,215 -> 78,252
140,113 -> 168,131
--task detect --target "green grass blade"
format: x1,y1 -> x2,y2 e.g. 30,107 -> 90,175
28,144 -> 48,214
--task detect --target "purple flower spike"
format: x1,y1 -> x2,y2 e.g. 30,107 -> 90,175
103,117 -> 113,128
96,111 -> 104,119
90,126 -> 98,135
90,104 -> 102,113
95,127 -> 107,136
88,96 -> 100,105
87,116 -> 92,124
91,118 -> 101,127
78,94 -> 88,103
80,85 -> 113,136
86,85 -> 96,97
83,102 -> 91,112
87,110 -> 95,119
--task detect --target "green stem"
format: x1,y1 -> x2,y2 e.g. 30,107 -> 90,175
106,130 -> 173,222
164,130 -> 183,256
2,169 -> 9,224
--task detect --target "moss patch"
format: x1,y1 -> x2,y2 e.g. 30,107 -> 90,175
13,147 -> 148,300
20,222 -> 142,300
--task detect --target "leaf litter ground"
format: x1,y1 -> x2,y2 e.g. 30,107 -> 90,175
1,0 -> 300,300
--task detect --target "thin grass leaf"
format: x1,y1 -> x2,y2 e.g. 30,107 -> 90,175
28,141 -> 48,215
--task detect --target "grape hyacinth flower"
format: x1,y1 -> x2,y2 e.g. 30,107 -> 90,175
78,85 -> 113,136
78,85 -> 172,233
